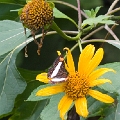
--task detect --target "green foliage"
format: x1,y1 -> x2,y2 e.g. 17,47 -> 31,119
82,15 -> 114,27
98,62 -> 120,93
0,20 -> 30,55
0,43 -> 26,116
84,6 -> 102,18
40,94 -> 64,120
53,8 -> 77,27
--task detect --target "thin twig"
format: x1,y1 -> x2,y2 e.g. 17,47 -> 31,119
53,0 -> 88,18
77,0 -> 82,52
104,24 -> 119,41
81,0 -> 120,41
82,26 -> 104,40
107,7 -> 120,15
107,0 -> 119,13
77,0 -> 82,28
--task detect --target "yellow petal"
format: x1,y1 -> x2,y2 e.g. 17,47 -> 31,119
75,97 -> 89,117
64,62 -> 69,73
36,73 -> 49,83
88,68 -> 115,82
78,44 -> 95,74
58,95 -> 68,110
88,89 -> 114,103
59,96 -> 73,119
64,47 -> 75,73
89,79 -> 112,87
85,48 -> 104,76
36,85 -> 64,96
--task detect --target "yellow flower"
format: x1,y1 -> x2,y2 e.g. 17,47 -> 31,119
36,44 -> 115,119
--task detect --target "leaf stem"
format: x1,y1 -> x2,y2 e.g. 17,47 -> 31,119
51,22 -> 82,41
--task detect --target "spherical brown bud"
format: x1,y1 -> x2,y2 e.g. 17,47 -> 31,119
20,0 -> 53,31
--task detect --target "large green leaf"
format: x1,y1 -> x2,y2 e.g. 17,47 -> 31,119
97,62 -> 120,93
0,44 -> 27,116
0,3 -> 23,20
101,105 -> 116,120
10,100 -> 48,120
0,20 -> 30,56
114,95 -> 120,120
10,69 -> 45,120
40,93 -> 64,120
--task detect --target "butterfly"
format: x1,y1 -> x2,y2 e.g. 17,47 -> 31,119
47,55 -> 68,83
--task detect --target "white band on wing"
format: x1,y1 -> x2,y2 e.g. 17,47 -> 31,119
50,62 -> 62,78
51,78 -> 66,82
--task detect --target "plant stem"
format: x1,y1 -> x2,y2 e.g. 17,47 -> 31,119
77,0 -> 82,52
107,0 -> 119,13
104,24 -> 119,41
53,0 -> 88,18
107,7 -> 120,15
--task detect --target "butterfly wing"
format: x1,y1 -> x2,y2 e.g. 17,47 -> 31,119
47,55 -> 68,83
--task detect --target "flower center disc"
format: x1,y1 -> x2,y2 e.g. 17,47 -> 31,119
64,72 -> 89,100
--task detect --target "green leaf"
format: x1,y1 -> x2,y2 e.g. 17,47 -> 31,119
26,0 -> 31,3
87,96 -> 105,117
10,73 -> 45,120
84,6 -> 101,18
53,8 -> 78,28
97,62 -> 120,93
83,10 -> 91,18
40,93 -> 64,120
82,15 -> 116,28
95,6 -> 101,16
0,20 -> 31,56
48,1 -> 55,9
101,105 -> 116,120
27,84 -> 53,101
114,95 -> 120,120
0,43 -> 26,116
105,40 -> 120,50
10,100 -> 48,120
0,3 -> 23,20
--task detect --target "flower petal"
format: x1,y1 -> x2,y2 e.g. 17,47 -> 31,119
36,84 -> 64,96
64,47 -> 75,73
78,44 -> 95,74
88,68 -> 115,82
88,89 -> 114,103
59,96 -> 73,119
85,48 -> 104,76
58,95 -> 68,110
89,79 -> 112,87
75,97 -> 88,118
36,73 -> 49,83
